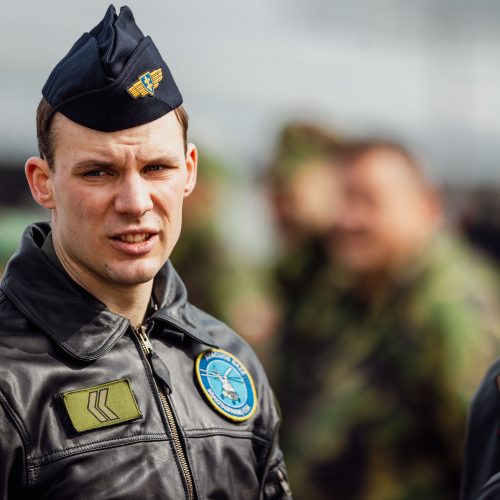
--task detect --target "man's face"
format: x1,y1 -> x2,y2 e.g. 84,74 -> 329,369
271,160 -> 341,243
335,149 -> 438,276
42,111 -> 196,288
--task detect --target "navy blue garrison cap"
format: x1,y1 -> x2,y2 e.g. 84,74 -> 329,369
42,5 -> 183,132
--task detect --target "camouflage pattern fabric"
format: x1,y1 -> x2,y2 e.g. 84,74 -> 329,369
170,220 -> 232,322
274,233 -> 500,500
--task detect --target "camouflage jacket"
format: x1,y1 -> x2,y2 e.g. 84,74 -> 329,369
274,233 -> 500,500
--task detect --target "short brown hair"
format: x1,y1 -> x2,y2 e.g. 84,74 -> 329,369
266,122 -> 345,187
342,139 -> 417,167
36,98 -> 189,168
341,139 -> 429,189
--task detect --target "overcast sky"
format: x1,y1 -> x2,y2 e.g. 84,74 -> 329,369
1,0 -> 499,183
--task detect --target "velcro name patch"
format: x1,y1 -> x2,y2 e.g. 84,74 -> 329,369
62,378 -> 141,433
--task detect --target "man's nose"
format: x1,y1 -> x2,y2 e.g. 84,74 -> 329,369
338,202 -> 365,231
114,174 -> 153,217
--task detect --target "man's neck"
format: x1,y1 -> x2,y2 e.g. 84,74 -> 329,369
51,238 -> 153,328
93,282 -> 153,328
352,232 -> 437,304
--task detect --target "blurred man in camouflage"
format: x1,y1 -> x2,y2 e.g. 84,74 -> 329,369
170,150 -> 234,322
279,140 -> 500,499
265,123 -> 345,381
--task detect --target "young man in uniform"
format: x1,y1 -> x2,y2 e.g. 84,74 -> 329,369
0,6 -> 291,499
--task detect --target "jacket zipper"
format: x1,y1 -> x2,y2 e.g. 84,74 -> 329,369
134,324 -> 196,500
277,468 -> 292,497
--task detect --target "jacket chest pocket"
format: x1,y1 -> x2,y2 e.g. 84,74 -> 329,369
28,437 -> 187,499
185,430 -> 270,499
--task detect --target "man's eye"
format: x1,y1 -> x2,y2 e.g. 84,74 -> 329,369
144,165 -> 166,173
83,170 -> 108,177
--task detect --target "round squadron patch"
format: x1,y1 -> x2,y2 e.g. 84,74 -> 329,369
195,349 -> 257,422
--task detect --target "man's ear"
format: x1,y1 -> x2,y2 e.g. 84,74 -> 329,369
184,143 -> 198,198
25,157 -> 56,209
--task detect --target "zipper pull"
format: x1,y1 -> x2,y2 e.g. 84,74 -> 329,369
137,325 -> 153,354
150,351 -> 173,394
134,323 -> 172,394
277,468 -> 292,497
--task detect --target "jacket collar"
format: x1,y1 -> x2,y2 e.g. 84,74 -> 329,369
1,222 -> 217,361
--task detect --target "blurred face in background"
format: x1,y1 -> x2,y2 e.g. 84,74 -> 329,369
271,160 -> 341,244
335,148 -> 441,277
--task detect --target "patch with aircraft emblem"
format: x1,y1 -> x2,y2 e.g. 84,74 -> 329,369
195,349 -> 257,422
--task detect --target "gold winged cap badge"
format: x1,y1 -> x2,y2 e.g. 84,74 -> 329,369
127,68 -> 163,98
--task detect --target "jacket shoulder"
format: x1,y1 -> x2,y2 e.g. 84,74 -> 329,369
462,358 -> 500,500
187,302 -> 263,370
186,302 -> 280,435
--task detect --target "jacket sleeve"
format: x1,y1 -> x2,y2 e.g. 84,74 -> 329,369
461,360 -> 500,500
0,395 -> 27,500
260,391 -> 293,500
262,441 -> 293,500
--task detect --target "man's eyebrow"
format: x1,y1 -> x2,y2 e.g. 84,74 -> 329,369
71,159 -> 115,170
71,155 -> 182,170
143,155 -> 182,166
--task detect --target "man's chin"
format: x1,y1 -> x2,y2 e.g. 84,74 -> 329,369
336,252 -> 380,275
105,264 -> 160,287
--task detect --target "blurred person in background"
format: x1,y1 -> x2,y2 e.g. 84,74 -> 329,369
267,122 -> 344,249
281,140 -> 500,499
170,150 -> 234,322
172,149 -> 281,354
460,191 -> 500,266
265,122 -> 345,380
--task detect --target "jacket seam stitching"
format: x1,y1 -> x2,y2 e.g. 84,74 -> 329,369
188,433 -> 268,446
27,432 -> 170,467
184,428 -> 269,444
184,426 -> 253,433
185,426 -> 272,441
258,420 -> 280,499
0,389 -> 31,487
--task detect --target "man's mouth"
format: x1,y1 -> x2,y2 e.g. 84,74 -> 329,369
117,233 -> 151,243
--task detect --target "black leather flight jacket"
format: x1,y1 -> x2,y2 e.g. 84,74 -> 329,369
461,358 -> 500,500
0,223 -> 291,500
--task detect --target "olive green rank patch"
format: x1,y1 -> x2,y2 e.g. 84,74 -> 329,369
62,378 -> 141,433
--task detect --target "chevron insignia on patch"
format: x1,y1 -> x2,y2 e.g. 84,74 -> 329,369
62,378 -> 141,433
127,68 -> 163,98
